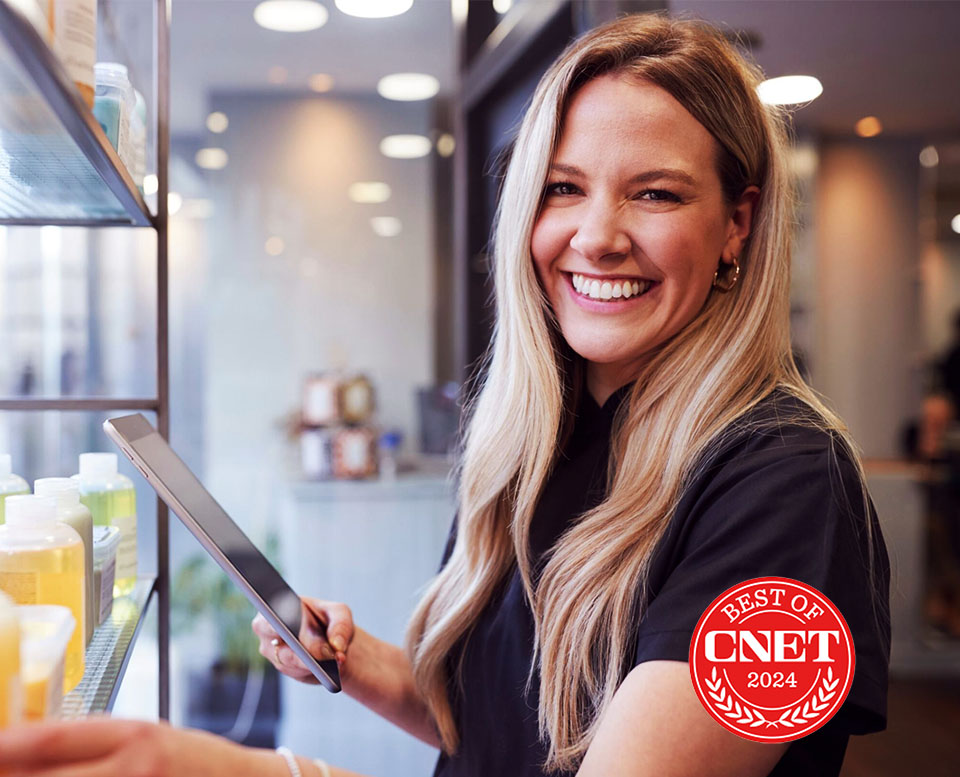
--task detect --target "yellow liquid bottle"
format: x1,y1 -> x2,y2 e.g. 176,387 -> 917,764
34,478 -> 94,646
0,455 -> 30,525
0,591 -> 22,728
0,495 -> 85,693
75,453 -> 136,596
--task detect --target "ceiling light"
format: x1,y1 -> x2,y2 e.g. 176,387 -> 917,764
168,192 -> 182,216
254,0 -> 328,32
206,111 -> 229,133
919,145 -> 939,168
348,182 -> 391,203
265,236 -> 286,255
493,0 -> 512,13
335,0 -> 412,19
309,73 -> 334,92
268,66 -> 288,84
377,73 -> 439,102
195,147 -> 229,170
756,75 -> 822,106
143,174 -> 158,195
371,216 -> 402,237
855,116 -> 883,138
380,134 -> 431,159
436,133 -> 455,157
952,214 -> 960,235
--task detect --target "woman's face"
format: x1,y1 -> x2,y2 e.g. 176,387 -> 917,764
531,73 -> 757,389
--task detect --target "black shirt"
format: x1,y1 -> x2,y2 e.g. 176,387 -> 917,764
431,384 -> 890,777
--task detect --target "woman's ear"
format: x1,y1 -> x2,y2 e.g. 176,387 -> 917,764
722,185 -> 760,262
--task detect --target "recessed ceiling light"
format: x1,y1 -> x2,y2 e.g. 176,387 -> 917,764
436,133 -> 455,157
493,0 -> 512,13
377,73 -> 439,102
335,0 -> 412,19
348,182 -> 391,203
206,111 -> 229,133
855,116 -> 882,138
371,216 -> 402,237
309,73 -> 334,92
952,214 -> 960,235
143,174 -> 158,195
919,145 -> 939,168
268,66 -> 288,84
196,147 -> 229,170
168,192 -> 182,216
265,236 -> 286,255
756,75 -> 822,106
380,134 -> 431,159
254,0 -> 328,32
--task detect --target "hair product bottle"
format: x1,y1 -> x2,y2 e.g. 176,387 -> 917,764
0,455 -> 29,526
74,453 -> 136,595
0,495 -> 85,692
34,478 -> 94,646
0,591 -> 22,728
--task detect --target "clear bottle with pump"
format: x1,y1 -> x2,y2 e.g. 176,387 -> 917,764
34,478 -> 94,646
0,455 -> 30,526
74,453 -> 136,596
0,495 -> 85,692
0,591 -> 22,728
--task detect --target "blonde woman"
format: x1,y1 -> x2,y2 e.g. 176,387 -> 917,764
0,13 -> 889,777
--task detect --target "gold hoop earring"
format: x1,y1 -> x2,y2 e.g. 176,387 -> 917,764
712,257 -> 740,292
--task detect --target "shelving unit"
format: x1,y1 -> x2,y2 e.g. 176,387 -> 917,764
0,0 -> 171,718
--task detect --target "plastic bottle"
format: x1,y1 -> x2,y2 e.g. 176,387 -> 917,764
74,453 -> 136,596
0,591 -> 22,728
18,604 -> 74,720
44,1 -> 97,108
34,478 -> 94,646
131,90 -> 147,191
92,63 -> 134,169
0,495 -> 85,693
0,455 -> 30,526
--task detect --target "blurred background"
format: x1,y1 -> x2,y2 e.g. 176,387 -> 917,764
1,0 -> 960,775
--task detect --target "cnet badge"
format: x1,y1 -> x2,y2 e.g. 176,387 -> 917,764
689,577 -> 855,742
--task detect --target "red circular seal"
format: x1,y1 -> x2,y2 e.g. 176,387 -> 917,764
689,577 -> 855,742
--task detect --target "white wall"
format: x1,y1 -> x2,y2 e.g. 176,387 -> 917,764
202,92 -> 436,536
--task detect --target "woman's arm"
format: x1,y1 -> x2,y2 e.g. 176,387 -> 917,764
576,661 -> 787,777
254,604 -> 441,751
339,625 -> 442,750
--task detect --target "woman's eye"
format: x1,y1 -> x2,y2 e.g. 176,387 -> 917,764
545,181 -> 578,196
638,189 -> 680,202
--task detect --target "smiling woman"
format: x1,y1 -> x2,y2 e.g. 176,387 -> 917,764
0,11 -> 889,777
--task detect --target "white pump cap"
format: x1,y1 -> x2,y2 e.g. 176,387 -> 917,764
34,477 -> 81,510
79,453 -> 118,478
0,454 -> 10,478
5,494 -> 57,527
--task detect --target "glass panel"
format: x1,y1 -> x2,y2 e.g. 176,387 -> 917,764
0,225 -> 157,398
0,408 -> 159,578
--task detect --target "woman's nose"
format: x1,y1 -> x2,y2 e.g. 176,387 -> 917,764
568,202 -> 632,263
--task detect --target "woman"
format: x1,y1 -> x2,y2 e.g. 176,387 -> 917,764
0,12 -> 889,777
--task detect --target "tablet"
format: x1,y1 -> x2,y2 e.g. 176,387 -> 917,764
103,413 -> 341,693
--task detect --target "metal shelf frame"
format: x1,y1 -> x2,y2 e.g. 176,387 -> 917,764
0,0 -> 171,719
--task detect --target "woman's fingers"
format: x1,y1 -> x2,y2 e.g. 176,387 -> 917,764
304,598 -> 354,655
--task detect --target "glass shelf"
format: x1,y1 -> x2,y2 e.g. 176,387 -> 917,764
0,0 -> 153,227
61,576 -> 157,719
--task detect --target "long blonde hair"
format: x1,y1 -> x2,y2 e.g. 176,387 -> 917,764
404,12 -> 871,772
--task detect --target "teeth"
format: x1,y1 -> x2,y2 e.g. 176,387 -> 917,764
571,273 -> 649,301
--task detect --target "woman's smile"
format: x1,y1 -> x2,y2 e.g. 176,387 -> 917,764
563,271 -> 661,313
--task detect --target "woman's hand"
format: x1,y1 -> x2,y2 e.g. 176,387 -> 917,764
0,717 -> 293,777
252,597 -> 355,685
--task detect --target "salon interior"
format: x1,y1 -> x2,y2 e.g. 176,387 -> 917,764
1,0 -> 959,775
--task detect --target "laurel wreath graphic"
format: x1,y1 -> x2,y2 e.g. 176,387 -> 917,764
703,667 -> 839,729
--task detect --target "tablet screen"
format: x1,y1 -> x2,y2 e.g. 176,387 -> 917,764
106,414 -> 339,689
